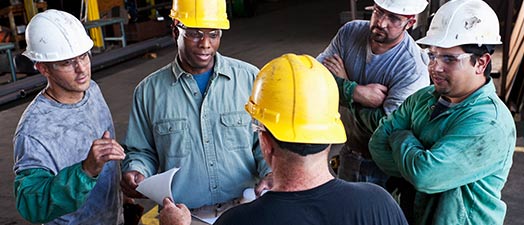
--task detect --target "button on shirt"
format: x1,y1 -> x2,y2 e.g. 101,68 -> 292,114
122,52 -> 271,208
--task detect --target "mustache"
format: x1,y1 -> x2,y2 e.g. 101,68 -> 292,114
371,25 -> 385,33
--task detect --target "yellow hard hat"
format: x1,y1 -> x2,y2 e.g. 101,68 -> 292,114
245,54 -> 346,144
169,0 -> 230,29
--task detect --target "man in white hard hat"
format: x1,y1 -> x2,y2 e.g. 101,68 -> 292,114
369,0 -> 515,224
159,54 -> 409,225
120,0 -> 272,223
317,0 -> 430,221
13,10 -> 126,224
316,0 -> 430,188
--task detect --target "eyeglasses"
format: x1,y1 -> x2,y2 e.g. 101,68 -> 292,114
50,52 -> 90,72
251,120 -> 267,133
372,7 -> 411,28
426,51 -> 474,68
176,24 -> 222,42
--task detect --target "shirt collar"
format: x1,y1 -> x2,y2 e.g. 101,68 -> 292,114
170,52 -> 232,82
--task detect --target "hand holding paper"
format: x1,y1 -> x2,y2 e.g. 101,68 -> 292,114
136,167 -> 180,206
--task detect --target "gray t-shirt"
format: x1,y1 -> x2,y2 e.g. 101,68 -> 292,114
13,81 -> 122,225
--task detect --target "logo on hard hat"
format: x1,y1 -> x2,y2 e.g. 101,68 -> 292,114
464,16 -> 481,30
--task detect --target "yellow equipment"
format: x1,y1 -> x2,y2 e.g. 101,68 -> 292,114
169,0 -> 230,29
23,0 -> 37,21
86,0 -> 103,48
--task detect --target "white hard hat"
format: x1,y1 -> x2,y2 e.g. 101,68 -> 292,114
23,9 -> 93,62
374,0 -> 428,15
417,0 -> 501,48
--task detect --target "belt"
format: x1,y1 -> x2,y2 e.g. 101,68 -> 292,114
190,198 -> 241,219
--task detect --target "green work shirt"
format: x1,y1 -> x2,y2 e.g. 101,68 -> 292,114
369,78 -> 515,224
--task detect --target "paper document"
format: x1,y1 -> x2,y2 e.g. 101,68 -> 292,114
191,188 -> 268,224
136,167 -> 180,206
192,216 -> 218,224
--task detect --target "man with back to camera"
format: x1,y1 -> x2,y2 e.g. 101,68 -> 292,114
13,9 -> 126,224
120,0 -> 272,224
158,54 -> 409,225
369,0 -> 515,224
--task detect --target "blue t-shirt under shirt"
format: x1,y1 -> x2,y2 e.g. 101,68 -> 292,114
193,69 -> 213,95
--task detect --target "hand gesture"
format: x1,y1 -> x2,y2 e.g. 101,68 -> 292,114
82,131 -> 126,177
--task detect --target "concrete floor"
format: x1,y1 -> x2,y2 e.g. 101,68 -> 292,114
0,0 -> 523,224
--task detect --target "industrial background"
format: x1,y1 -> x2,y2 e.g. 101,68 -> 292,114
0,0 -> 523,224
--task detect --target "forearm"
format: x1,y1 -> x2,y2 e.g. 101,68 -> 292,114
334,76 -> 357,107
355,105 -> 386,133
14,163 -> 97,223
121,149 -> 158,177
389,124 -> 514,194
369,127 -> 402,177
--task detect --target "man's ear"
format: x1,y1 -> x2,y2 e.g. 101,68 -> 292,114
405,18 -> 417,30
171,20 -> 180,39
476,53 -> 491,75
259,132 -> 275,157
35,63 -> 51,78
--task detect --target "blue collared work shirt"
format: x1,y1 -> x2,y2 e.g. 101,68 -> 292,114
122,52 -> 271,209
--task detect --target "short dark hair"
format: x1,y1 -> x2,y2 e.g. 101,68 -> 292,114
264,128 -> 329,156
460,44 -> 495,77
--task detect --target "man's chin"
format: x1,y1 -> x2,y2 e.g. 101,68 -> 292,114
370,34 -> 386,43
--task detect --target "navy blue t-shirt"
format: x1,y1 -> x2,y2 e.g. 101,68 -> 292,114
215,179 -> 408,225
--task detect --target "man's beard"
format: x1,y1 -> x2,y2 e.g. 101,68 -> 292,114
370,26 -> 388,43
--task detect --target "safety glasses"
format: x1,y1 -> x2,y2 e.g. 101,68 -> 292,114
251,119 -> 267,133
426,50 -> 474,69
372,7 -> 412,28
176,24 -> 222,43
50,52 -> 91,72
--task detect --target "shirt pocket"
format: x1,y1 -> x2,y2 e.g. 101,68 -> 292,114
220,112 -> 252,151
154,119 -> 190,158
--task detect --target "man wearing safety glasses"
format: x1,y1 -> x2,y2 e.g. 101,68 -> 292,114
316,0 -> 429,202
120,0 -> 272,224
13,10 -> 126,224
369,0 -> 515,224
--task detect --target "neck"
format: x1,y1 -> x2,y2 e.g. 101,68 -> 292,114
45,87 -> 85,104
270,150 -> 334,192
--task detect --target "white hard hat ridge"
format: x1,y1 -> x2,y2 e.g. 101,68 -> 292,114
416,0 -> 502,48
373,0 -> 428,15
23,9 -> 94,62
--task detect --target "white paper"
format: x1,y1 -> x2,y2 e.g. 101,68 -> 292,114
192,216 -> 218,224
136,167 -> 180,206
190,188 -> 266,224
240,188 -> 256,204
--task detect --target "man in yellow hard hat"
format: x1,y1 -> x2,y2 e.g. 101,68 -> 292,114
13,10 -> 126,224
159,54 -> 409,225
120,0 -> 272,223
369,0 -> 515,224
